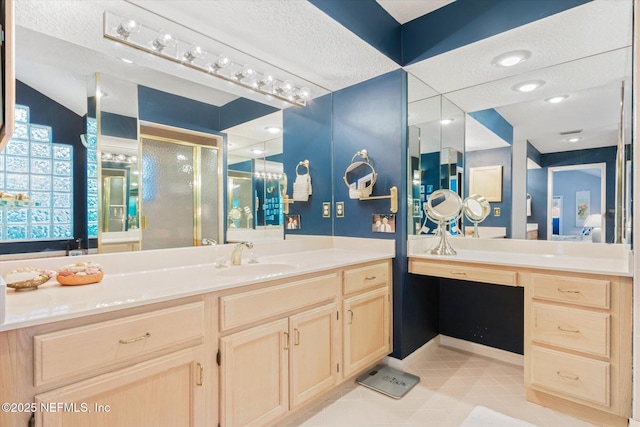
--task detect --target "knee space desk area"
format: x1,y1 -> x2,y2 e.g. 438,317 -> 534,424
408,237 -> 633,427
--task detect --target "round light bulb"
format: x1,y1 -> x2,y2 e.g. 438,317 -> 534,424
567,137 -> 580,143
116,18 -> 141,39
152,32 -> 176,52
265,126 -> 281,134
280,80 -> 294,94
297,87 -> 311,100
184,44 -> 205,63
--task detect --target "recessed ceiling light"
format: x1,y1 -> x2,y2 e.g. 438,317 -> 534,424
96,90 -> 108,98
265,126 -> 281,134
440,118 -> 454,125
512,80 -> 545,93
545,95 -> 568,104
491,50 -> 531,67
251,148 -> 264,155
567,137 -> 581,143
120,58 -> 134,64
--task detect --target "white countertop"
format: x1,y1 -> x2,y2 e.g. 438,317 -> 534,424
408,236 -> 632,276
0,237 -> 395,332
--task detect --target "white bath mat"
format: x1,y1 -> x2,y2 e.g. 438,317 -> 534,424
459,406 -> 538,427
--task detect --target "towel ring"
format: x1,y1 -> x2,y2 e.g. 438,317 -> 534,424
296,159 -> 310,176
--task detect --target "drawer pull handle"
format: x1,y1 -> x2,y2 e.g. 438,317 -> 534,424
557,326 -> 580,334
557,288 -> 580,294
348,310 -> 354,325
451,272 -> 467,276
294,329 -> 300,346
284,332 -> 290,350
365,275 -> 377,281
118,332 -> 151,344
557,371 -> 580,381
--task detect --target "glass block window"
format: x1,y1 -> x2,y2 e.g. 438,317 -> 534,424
86,117 -> 98,238
0,105 -> 74,241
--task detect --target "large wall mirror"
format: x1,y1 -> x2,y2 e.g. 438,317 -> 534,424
4,0 -> 326,255
407,0 -> 633,245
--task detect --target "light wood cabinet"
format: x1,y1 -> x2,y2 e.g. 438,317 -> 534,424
35,346 -> 206,427
219,303 -> 339,427
219,318 -> 289,427
289,304 -> 339,409
409,257 -> 632,426
218,260 -> 392,427
343,287 -> 390,378
525,271 -> 631,426
0,259 -> 393,427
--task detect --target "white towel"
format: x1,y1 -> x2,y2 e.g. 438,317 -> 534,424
293,173 -> 312,201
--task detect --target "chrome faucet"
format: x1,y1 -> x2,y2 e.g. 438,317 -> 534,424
231,241 -> 253,265
201,237 -> 217,246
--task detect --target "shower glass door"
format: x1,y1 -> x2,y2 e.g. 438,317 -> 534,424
140,136 -> 219,250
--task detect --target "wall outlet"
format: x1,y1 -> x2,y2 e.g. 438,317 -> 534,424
336,202 -> 344,217
494,207 -> 501,216
322,202 -> 331,218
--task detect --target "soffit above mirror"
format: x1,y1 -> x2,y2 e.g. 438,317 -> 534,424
126,0 -> 400,93
405,0 -> 632,156
15,0 -> 332,112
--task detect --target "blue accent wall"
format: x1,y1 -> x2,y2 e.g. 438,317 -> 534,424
283,93 -> 333,236
468,109 -> 513,145
465,146 -> 512,237
401,0 -> 591,65
138,86 -> 221,133
101,112 -> 137,139
308,0 -> 402,64
1,81 -> 87,255
219,98 -> 279,130
527,141 -> 542,166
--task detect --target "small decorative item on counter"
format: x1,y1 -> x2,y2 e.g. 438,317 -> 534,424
3,267 -> 56,291
56,262 -> 104,286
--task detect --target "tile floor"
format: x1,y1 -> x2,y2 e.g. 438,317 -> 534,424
287,344 -> 597,427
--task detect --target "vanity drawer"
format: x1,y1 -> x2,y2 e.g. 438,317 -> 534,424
343,261 -> 390,295
531,303 -> 610,357
34,302 -> 205,387
531,273 -> 610,309
530,346 -> 610,407
410,259 -> 517,286
220,273 -> 339,331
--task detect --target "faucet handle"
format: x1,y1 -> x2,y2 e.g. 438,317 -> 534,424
202,238 -> 217,246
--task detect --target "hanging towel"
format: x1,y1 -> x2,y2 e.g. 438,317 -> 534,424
293,173 -> 311,201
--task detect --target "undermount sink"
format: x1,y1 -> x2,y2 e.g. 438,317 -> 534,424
216,263 -> 298,278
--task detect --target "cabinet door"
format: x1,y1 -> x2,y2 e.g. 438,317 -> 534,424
219,318 -> 289,427
343,287 -> 390,378
289,303 -> 338,409
35,346 -> 206,427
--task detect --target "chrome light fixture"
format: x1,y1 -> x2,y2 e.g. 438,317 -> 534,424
103,11 -> 311,107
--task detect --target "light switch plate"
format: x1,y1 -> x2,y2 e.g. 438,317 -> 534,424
494,207 -> 501,216
322,202 -> 331,218
336,202 -> 345,217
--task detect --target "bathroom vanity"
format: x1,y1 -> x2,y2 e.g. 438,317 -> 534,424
0,237 -> 394,427
409,237 -> 633,427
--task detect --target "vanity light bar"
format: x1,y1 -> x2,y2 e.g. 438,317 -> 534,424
103,11 -> 310,107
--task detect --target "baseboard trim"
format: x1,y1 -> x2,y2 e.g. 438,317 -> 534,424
439,335 -> 524,366
383,336 -> 441,371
